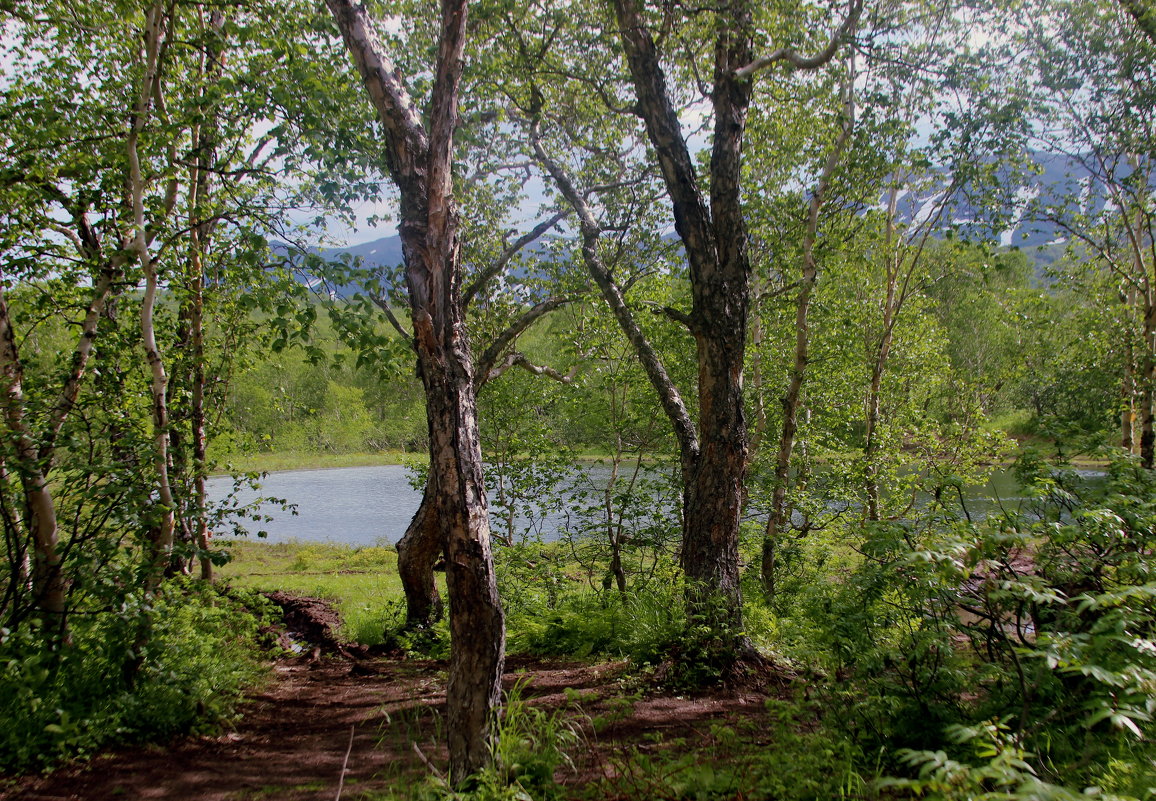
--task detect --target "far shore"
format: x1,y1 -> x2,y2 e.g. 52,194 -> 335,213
211,447 -> 1111,477
209,449 -> 649,476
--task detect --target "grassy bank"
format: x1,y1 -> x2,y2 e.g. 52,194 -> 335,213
213,450 -> 420,475
217,540 -> 419,644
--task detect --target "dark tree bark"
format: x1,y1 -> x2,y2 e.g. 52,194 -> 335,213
604,0 -> 857,638
395,485 -> 444,628
383,214 -> 570,631
326,0 -> 504,781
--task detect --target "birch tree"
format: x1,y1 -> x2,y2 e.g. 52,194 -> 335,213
324,0 -> 504,779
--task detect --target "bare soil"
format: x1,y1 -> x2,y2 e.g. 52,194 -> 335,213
1,596 -> 782,801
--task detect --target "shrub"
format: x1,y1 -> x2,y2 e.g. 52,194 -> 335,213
0,579 -> 271,773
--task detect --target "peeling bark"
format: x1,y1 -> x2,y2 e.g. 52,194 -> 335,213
327,0 -> 504,781
395,485 -> 444,629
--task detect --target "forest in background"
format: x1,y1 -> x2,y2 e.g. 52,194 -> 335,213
3,0 -> 1156,797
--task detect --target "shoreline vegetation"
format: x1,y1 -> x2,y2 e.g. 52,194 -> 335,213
212,449 -> 676,475
214,443 -> 1110,477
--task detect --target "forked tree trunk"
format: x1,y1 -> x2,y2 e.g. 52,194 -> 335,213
326,0 -> 504,781
537,0 -> 855,657
610,0 -> 756,636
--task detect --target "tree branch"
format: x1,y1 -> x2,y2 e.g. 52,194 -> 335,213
484,352 -> 577,385
643,301 -> 693,329
530,119 -> 699,461
325,0 -> 430,200
369,291 -> 415,344
735,0 -> 862,79
474,294 -> 572,385
609,0 -> 716,278
463,208 -> 570,307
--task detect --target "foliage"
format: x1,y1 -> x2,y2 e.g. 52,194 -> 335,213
367,682 -> 580,801
590,697 -> 878,801
0,580 -> 272,772
879,721 -> 1093,801
775,453 -> 1156,796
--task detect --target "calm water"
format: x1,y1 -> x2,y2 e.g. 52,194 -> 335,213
206,464 -> 1102,546
206,463 -> 674,546
207,466 -> 423,546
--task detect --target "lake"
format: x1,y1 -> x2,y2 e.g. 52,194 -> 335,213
206,463 -> 678,546
206,463 -> 1094,547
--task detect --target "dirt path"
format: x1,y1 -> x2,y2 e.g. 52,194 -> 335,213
2,594 -> 779,801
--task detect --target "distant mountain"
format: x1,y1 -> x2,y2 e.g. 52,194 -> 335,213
293,151 -> 1126,283
885,150 -> 1127,252
319,236 -> 406,270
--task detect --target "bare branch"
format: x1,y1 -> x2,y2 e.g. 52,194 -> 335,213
475,294 -> 573,385
530,118 -> 699,461
643,300 -> 693,329
463,208 -> 570,307
735,0 -> 862,79
485,352 -> 578,385
369,291 -> 414,344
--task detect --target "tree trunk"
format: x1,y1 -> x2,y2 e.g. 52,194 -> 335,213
128,2 -> 177,589
395,482 -> 444,629
1123,314 -> 1137,455
763,273 -> 814,598
420,363 -> 504,782
865,186 -> 902,520
326,0 -> 505,781
681,305 -> 748,632
761,83 -> 851,597
604,445 -> 628,595
0,285 -> 67,626
864,350 -> 887,520
188,9 -> 225,581
1141,296 -> 1155,469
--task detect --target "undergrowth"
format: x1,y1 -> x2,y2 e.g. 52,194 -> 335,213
0,579 -> 274,773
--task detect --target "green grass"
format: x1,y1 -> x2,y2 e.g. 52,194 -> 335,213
212,450 -> 421,475
217,540 -> 426,645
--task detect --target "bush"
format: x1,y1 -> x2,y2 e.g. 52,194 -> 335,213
0,579 -> 271,773
788,453 -> 1156,794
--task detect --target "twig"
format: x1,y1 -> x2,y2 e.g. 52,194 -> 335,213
334,725 -> 355,801
412,741 -> 448,785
